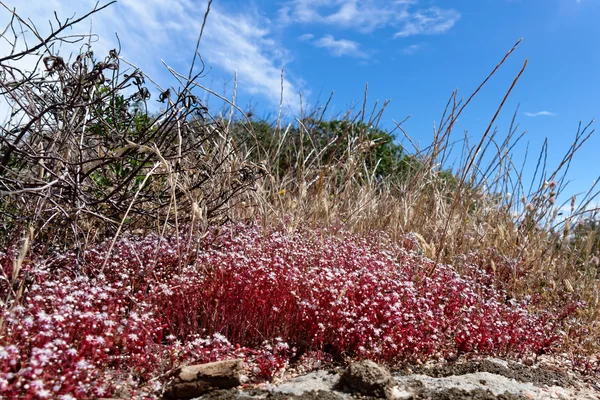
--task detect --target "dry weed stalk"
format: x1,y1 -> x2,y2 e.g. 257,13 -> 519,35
228,41 -> 600,358
0,2 -> 263,260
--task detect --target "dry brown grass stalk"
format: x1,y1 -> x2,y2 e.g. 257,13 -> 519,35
225,44 -> 600,361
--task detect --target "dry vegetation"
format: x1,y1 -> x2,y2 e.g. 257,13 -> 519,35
0,2 -> 599,398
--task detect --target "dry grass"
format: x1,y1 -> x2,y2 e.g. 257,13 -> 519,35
227,41 -> 600,363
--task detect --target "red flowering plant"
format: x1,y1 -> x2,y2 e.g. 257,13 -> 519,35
0,223 -> 582,398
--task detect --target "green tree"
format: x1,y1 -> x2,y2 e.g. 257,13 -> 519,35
230,117 -> 410,180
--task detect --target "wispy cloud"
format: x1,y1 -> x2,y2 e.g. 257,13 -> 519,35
308,35 -> 367,58
523,111 -> 557,117
279,0 -> 460,37
1,0 -> 304,109
393,7 -> 460,37
298,33 -> 314,41
402,44 -> 422,55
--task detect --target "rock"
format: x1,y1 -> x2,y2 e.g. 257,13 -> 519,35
195,388 -> 345,399
165,359 -> 244,399
388,385 -> 414,399
522,357 -> 534,366
339,360 -> 411,399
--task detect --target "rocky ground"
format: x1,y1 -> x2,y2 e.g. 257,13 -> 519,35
178,357 -> 600,400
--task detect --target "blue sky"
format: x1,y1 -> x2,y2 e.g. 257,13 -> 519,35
4,0 -> 600,204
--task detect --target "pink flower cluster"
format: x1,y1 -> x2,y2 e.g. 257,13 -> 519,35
158,225 -> 572,361
0,269 -> 163,398
0,224 -> 582,398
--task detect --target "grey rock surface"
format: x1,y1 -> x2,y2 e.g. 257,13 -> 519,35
190,358 -> 600,400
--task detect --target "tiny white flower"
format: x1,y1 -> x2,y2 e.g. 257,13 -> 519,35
75,359 -> 90,370
66,348 -> 78,356
213,333 -> 228,343
276,342 -> 289,350
31,379 -> 44,390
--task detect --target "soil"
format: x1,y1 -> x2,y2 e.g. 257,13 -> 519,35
198,388 -> 345,399
194,386 -> 528,400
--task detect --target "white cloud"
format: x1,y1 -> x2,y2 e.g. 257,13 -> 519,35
523,111 -> 557,117
0,0 -> 304,110
393,7 -> 460,38
279,0 -> 459,37
313,35 -> 367,58
298,33 -> 314,41
279,0 -> 410,32
402,44 -> 422,55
